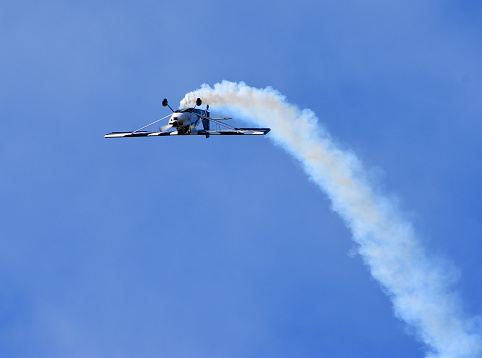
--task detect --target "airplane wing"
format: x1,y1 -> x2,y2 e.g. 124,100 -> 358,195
197,113 -> 270,135
104,130 -> 179,138
196,128 -> 271,136
105,114 -> 175,138
104,128 -> 270,138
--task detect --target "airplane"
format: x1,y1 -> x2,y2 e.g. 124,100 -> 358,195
104,98 -> 270,139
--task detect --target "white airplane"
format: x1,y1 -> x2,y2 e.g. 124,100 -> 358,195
105,98 -> 270,139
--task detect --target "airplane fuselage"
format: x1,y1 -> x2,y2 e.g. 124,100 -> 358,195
167,108 -> 209,135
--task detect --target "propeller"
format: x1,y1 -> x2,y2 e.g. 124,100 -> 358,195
160,124 -> 173,132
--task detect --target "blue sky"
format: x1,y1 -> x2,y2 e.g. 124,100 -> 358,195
1,1 -> 481,357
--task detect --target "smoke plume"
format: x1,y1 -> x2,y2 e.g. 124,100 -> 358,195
181,81 -> 481,358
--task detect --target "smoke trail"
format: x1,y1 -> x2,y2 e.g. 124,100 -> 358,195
181,81 -> 481,358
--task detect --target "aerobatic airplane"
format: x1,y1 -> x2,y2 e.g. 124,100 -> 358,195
104,98 -> 270,139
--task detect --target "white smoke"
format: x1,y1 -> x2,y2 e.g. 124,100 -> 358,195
181,81 -> 481,358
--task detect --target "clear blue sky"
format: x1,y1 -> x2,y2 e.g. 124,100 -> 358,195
1,1 -> 481,357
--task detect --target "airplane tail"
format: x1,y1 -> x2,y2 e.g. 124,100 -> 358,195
202,110 -> 210,138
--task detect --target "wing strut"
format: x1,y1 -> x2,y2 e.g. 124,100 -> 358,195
133,113 -> 172,133
198,114 -> 238,130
